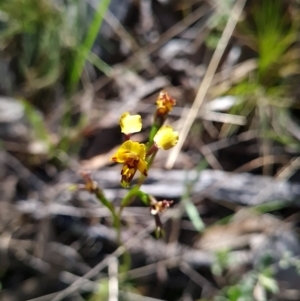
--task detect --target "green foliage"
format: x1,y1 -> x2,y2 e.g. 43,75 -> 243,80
0,0 -> 113,156
224,274 -> 256,301
22,99 -> 50,144
215,266 -> 279,301
181,160 -> 208,232
88,279 -> 108,301
68,0 -> 111,92
213,249 -> 280,301
0,0 -> 111,96
279,251 -> 300,274
211,248 -> 232,276
0,0 -> 74,93
253,0 -> 297,80
219,0 -> 300,145
205,0 -> 235,49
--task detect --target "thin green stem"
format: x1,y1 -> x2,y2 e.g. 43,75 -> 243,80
94,189 -> 118,224
148,122 -> 160,145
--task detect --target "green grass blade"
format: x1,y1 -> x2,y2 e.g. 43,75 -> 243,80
88,51 -> 113,76
181,160 -> 208,232
22,99 -> 50,144
184,200 -> 205,232
68,0 -> 111,91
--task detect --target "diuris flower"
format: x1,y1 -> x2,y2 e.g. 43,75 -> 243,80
156,91 -> 176,116
111,140 -> 148,187
150,199 -> 174,215
154,125 -> 179,150
119,112 -> 142,135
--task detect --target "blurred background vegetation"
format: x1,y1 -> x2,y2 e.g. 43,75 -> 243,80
1,0 -> 300,300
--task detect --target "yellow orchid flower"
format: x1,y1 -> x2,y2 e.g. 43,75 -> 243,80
111,140 -> 148,187
119,112 -> 142,135
156,91 -> 176,116
154,125 -> 179,150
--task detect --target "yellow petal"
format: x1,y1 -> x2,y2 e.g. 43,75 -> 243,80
110,140 -> 146,163
110,140 -> 148,186
130,141 -> 146,160
119,112 -> 142,135
137,159 -> 148,177
154,125 -> 179,150
119,140 -> 146,159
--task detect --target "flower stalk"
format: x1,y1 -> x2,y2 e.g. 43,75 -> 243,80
76,91 -> 178,241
